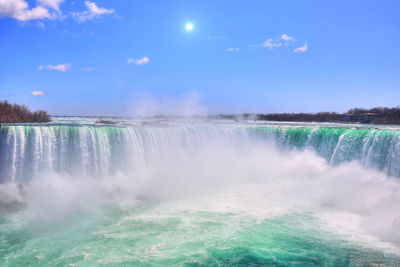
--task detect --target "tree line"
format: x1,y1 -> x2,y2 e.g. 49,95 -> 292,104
210,107 -> 400,124
0,101 -> 51,123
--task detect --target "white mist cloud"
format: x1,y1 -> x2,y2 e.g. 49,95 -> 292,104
262,38 -> 282,49
127,56 -> 150,65
0,0 -> 50,21
281,33 -> 294,41
226,48 -> 240,52
72,1 -> 114,23
31,91 -> 44,96
128,91 -> 207,117
294,43 -> 308,53
37,0 -> 63,11
38,63 -> 71,72
0,0 -> 65,21
249,34 -> 303,52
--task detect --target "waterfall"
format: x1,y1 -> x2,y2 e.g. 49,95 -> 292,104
255,127 -> 400,177
1,123 -> 400,183
1,122 -> 400,265
0,124 -> 250,182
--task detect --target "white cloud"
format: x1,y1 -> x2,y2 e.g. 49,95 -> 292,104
31,91 -> 44,96
293,43 -> 308,53
226,48 -> 239,52
249,34 -> 300,51
72,1 -> 114,23
37,0 -> 63,11
38,63 -> 71,72
127,56 -> 150,65
81,66 -> 96,72
0,0 -> 51,21
262,38 -> 282,50
0,0 -> 65,21
281,33 -> 294,41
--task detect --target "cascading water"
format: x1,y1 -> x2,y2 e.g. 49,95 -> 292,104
255,126 -> 400,176
0,124 -> 251,182
1,118 -> 400,266
2,123 -> 400,182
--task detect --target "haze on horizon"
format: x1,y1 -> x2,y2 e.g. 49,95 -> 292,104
0,0 -> 399,116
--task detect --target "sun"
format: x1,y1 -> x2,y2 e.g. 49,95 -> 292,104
185,23 -> 193,31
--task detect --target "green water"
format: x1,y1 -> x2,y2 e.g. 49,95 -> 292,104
1,203 -> 399,266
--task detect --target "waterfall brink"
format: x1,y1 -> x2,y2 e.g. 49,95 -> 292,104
0,124 -> 250,182
1,123 -> 400,183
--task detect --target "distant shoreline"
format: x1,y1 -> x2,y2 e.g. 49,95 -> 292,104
2,104 -> 399,125
210,107 -> 400,125
51,106 -> 400,125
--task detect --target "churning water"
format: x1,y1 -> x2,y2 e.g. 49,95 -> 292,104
1,118 -> 400,266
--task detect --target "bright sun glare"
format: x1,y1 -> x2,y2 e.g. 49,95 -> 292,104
185,23 -> 193,31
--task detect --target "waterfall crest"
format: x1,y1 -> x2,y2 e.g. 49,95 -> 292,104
1,124 -> 400,182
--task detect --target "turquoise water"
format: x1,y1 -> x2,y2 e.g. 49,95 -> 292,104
2,199 -> 400,266
1,119 -> 400,266
1,206 -> 399,266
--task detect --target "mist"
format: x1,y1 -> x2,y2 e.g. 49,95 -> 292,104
2,136 -> 400,253
127,91 -> 207,117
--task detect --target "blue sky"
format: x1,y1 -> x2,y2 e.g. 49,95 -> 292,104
0,0 -> 399,116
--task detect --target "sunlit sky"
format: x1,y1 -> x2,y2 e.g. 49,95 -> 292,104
1,0 -> 399,116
